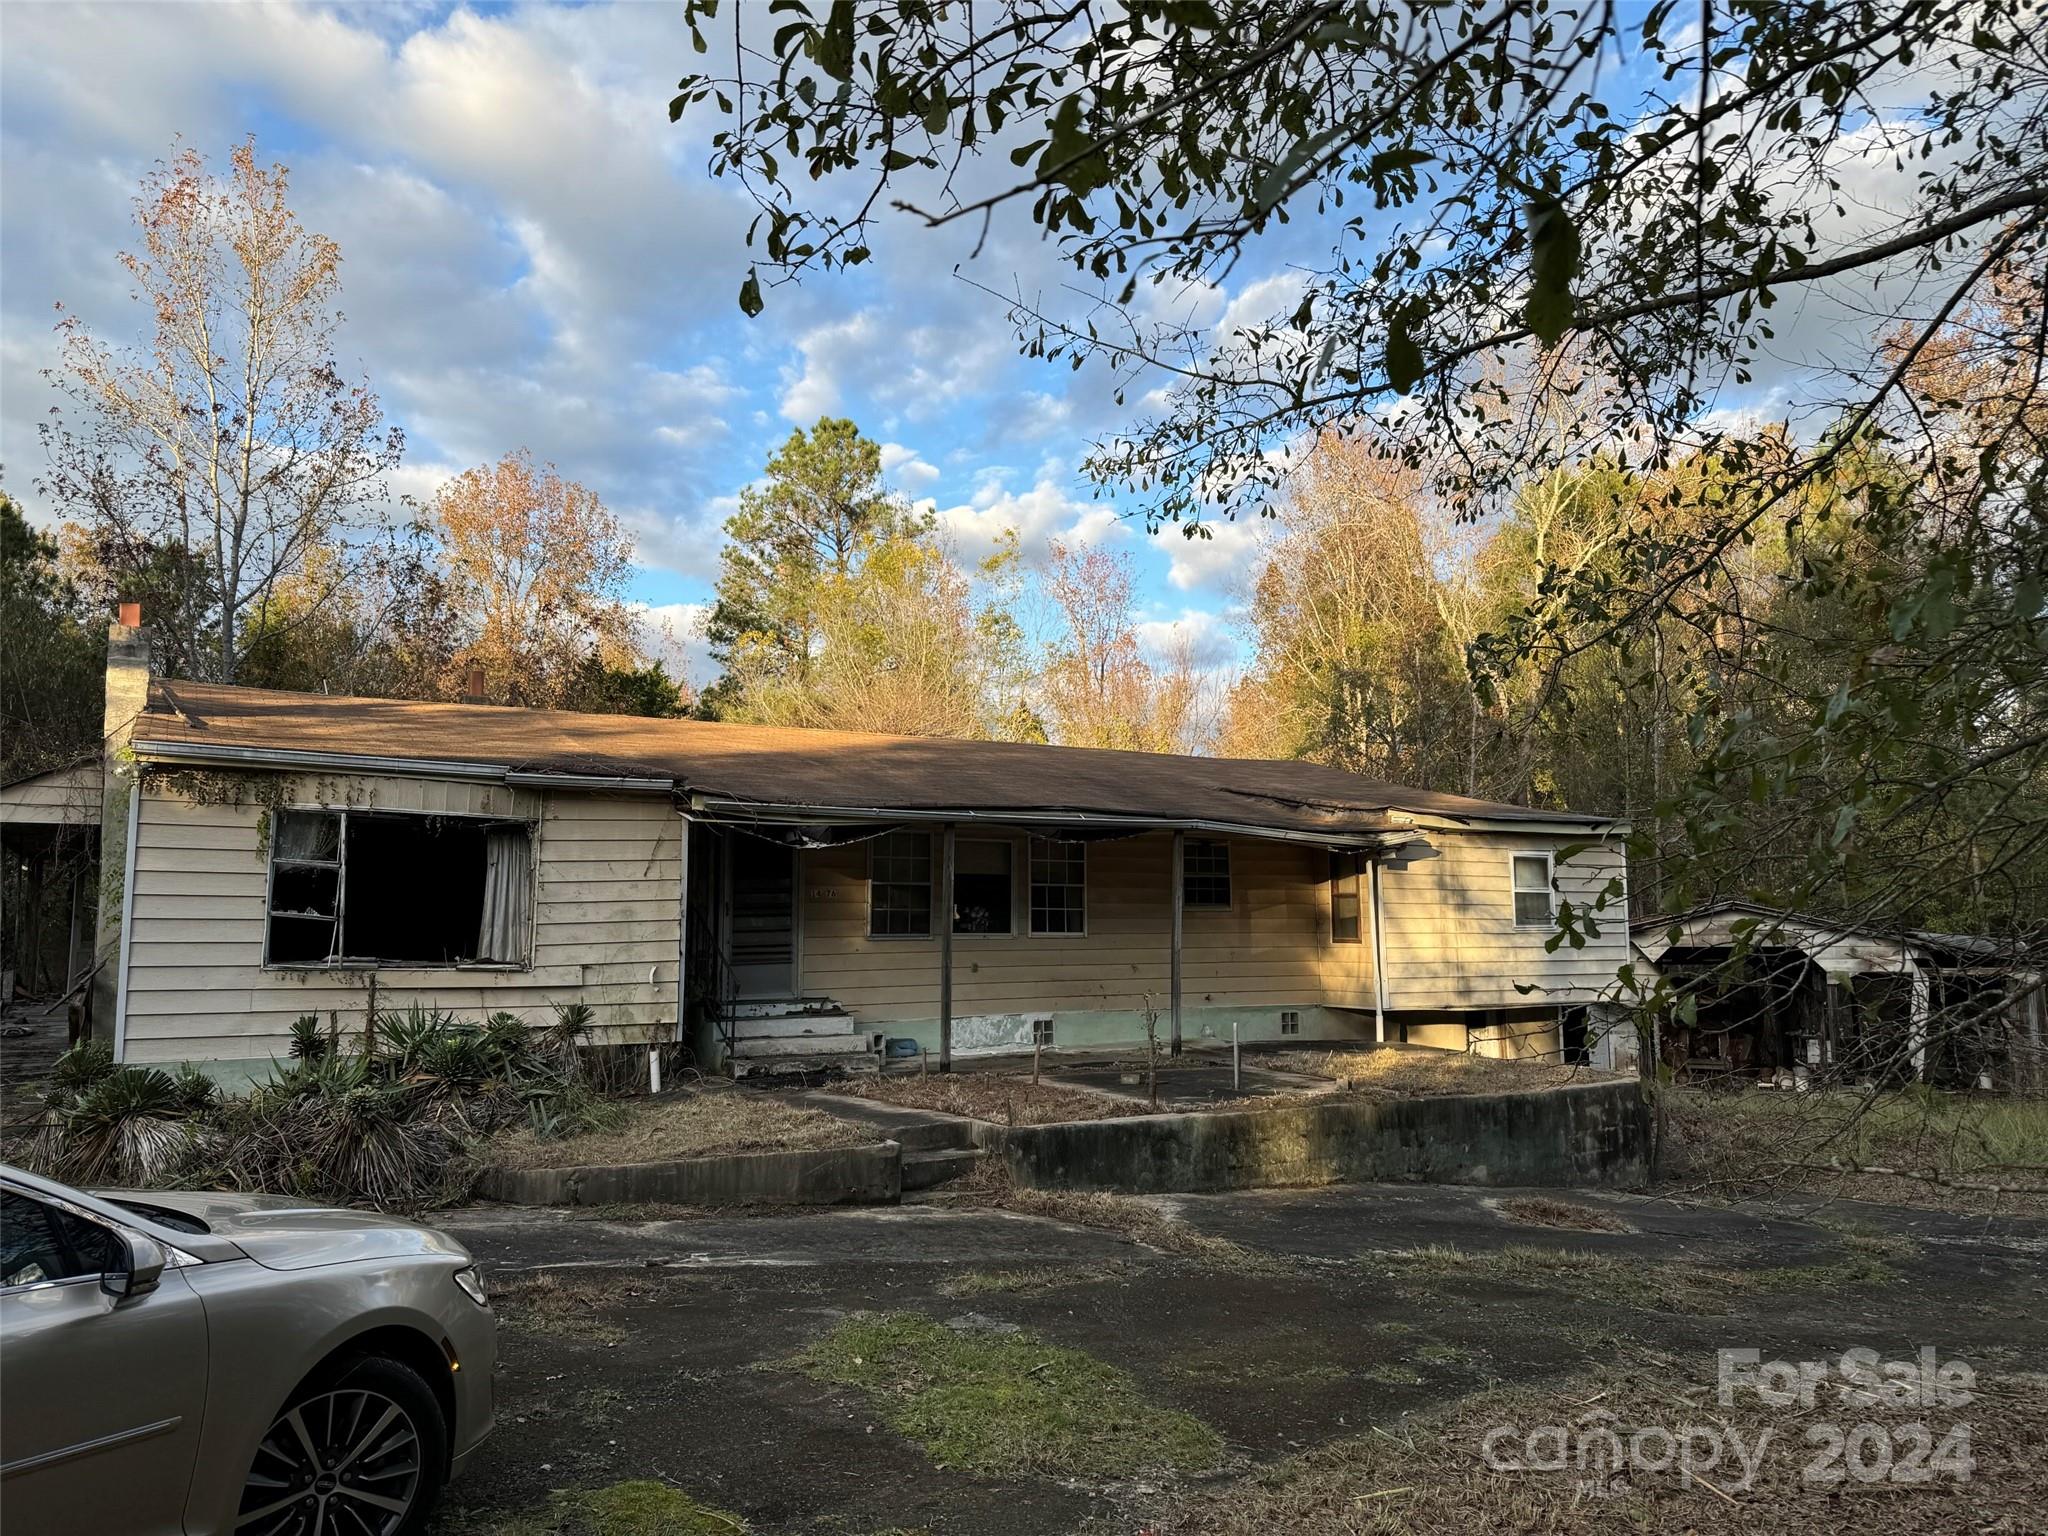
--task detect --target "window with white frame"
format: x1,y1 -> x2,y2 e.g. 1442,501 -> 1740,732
1028,837 -> 1086,935
1511,852 -> 1554,928
1182,838 -> 1232,907
265,809 -> 533,967
868,830 -> 934,937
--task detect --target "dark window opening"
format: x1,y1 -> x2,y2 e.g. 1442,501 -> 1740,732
1033,1017 -> 1055,1048
1029,838 -> 1086,935
266,809 -> 532,968
1330,852 -> 1363,943
1280,1011 -> 1301,1036
1183,838 -> 1231,908
1562,1007 -> 1592,1066
953,839 -> 1014,934
870,830 -> 933,937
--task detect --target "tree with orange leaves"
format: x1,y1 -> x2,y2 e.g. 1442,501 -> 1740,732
432,449 -> 638,708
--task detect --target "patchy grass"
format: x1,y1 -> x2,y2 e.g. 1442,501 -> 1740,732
487,1085 -> 869,1171
1265,1045 -> 1623,1097
831,1072 -> 1146,1125
489,1268 -> 662,1344
1128,1358 -> 2047,1536
1494,1194 -> 1635,1233
1369,1240 -> 1901,1313
1664,1085 -> 2048,1216
792,1311 -> 1223,1479
470,1479 -> 747,1535
936,1262 -> 1129,1297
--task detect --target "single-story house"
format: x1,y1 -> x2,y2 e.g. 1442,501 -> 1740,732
1,620 -> 1634,1083
1631,901 -> 2045,1089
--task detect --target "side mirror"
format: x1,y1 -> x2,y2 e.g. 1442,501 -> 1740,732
102,1230 -> 166,1301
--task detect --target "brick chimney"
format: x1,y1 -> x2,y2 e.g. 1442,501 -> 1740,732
91,603 -> 153,1044
463,663 -> 488,704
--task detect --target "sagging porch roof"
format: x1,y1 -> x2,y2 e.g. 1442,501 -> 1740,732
128,679 -> 1605,848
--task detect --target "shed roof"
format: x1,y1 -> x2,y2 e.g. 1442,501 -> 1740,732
128,679 -> 1611,843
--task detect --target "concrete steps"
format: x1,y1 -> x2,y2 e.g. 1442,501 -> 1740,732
902,1146 -> 986,1191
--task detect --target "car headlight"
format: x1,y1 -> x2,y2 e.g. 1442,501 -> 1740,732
453,1265 -> 489,1308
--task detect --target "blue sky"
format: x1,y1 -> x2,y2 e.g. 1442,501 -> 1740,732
0,1 -> 1279,687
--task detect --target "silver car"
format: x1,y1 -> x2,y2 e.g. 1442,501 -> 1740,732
0,1164 -> 495,1536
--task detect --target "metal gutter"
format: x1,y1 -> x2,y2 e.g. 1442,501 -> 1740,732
130,738 -> 672,793
688,795 -> 1423,851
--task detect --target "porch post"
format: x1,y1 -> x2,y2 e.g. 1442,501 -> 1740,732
939,824 -> 956,1072
1169,830 -> 1184,1055
1907,958 -> 1930,1081
1369,858 -> 1389,1043
674,810 -> 691,1052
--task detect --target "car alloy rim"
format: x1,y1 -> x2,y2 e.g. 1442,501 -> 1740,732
237,1387 -> 423,1535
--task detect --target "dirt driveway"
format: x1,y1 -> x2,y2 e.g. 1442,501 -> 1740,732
430,1184 -> 2048,1535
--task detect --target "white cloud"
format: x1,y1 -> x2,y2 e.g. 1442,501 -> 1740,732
1136,608 -> 1239,670
932,470 -> 1127,567
1152,516 -> 1270,594
879,441 -> 941,488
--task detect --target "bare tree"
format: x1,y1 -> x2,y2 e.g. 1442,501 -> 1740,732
39,140 -> 401,682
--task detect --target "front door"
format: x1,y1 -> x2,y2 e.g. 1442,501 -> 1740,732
729,841 -> 797,999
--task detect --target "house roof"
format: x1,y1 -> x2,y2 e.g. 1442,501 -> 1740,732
128,679 -> 1614,844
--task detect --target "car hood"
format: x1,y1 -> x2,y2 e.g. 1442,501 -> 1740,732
96,1189 -> 473,1272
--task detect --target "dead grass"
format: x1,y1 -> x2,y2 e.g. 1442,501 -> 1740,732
1664,1085 -> 2048,1217
1129,1356 -> 2046,1536
1495,1194 -> 1635,1233
1368,1239 -> 1899,1313
486,1085 -> 870,1171
1267,1045 -> 1625,1097
489,1268 -> 664,1344
831,1072 -> 1146,1125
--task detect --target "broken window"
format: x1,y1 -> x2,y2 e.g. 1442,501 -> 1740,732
953,839 -> 1014,934
1511,852 -> 1554,928
869,830 -> 933,937
1029,837 -> 1086,935
1329,852 -> 1363,943
265,810 -> 533,967
1183,838 -> 1231,908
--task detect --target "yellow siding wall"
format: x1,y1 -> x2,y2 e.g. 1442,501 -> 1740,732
1376,828 -> 1628,1011
800,830 -> 1377,1023
120,771 -> 679,1064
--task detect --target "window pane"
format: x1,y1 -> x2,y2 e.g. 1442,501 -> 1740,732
271,863 -> 339,918
1512,854 -> 1549,890
1183,838 -> 1231,907
1515,890 -> 1553,926
953,840 -> 1013,934
870,831 -> 933,937
1029,838 -> 1086,935
1330,852 -> 1361,943
274,811 -> 341,863
1,1191 -> 119,1285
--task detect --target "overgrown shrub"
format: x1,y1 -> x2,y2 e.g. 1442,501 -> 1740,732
23,1005 -> 633,1211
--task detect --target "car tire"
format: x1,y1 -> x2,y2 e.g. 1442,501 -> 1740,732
239,1354 -> 450,1536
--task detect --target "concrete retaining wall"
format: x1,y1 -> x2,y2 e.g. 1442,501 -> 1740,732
976,1079 -> 1650,1194
478,1141 -> 901,1207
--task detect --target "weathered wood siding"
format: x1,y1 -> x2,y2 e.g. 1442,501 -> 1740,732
800,830 -> 1375,1022
1375,828 -> 1628,1010
121,771 -> 679,1064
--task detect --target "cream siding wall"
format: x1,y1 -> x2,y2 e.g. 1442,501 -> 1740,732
1375,827 -> 1628,1011
799,830 -> 1376,1024
0,761 -> 103,825
120,771 -> 679,1065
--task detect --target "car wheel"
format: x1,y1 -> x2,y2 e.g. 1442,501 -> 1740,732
236,1355 -> 449,1536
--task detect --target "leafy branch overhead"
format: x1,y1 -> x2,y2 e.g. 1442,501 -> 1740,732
672,0 -> 2046,524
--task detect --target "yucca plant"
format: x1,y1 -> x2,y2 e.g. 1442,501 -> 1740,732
171,1064 -> 219,1113
47,1039 -> 116,1097
480,1012 -> 536,1076
58,1067 -> 195,1186
375,1002 -> 464,1076
287,1014 -> 331,1064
